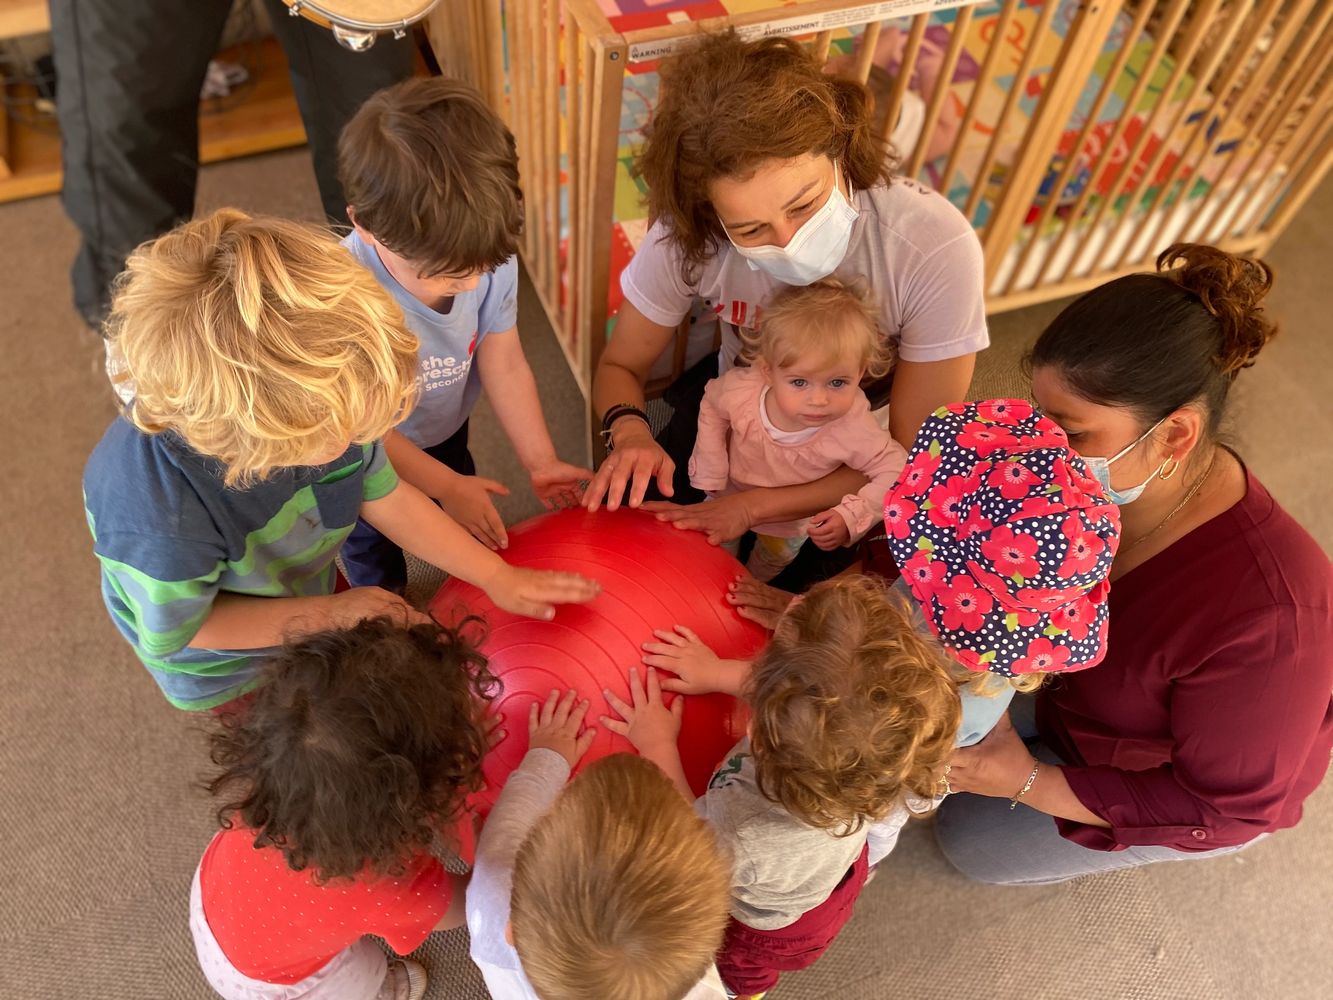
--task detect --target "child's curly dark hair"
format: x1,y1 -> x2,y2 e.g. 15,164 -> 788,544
204,615 -> 498,881
747,576 -> 960,833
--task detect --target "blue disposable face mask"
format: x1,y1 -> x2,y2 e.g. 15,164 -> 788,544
723,162 -> 860,286
1081,418 -> 1168,505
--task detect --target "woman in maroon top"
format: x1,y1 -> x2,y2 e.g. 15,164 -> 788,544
934,244 -> 1333,883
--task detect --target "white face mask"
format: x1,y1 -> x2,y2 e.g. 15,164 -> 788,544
722,162 -> 859,286
1081,418 -> 1168,505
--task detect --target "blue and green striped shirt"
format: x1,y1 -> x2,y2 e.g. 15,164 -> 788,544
83,420 -> 399,710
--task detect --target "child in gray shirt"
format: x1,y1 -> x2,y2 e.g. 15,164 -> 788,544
604,576 -> 960,1000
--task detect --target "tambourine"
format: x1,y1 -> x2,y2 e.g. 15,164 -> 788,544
281,0 -> 440,51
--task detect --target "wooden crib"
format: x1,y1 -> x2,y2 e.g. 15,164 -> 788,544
427,0 -> 1333,399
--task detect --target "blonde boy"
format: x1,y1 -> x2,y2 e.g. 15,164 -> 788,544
83,210 -> 597,710
467,690 -> 731,1000
337,77 -> 589,591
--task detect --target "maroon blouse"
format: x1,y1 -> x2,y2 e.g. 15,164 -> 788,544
1037,471 -> 1333,852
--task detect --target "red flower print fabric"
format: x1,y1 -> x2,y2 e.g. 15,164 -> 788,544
882,400 -> 1122,676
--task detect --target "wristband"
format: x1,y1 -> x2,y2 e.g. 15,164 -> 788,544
600,403 -> 650,450
1009,759 -> 1041,810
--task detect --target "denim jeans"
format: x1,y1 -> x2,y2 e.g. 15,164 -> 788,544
934,695 -> 1263,885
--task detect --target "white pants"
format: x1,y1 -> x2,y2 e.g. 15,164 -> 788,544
190,866 -> 388,1000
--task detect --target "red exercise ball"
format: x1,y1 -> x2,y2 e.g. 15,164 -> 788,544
430,508 -> 766,812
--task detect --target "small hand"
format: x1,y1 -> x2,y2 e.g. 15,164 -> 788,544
641,625 -> 726,695
600,666 -> 683,758
807,507 -> 851,550
332,587 -> 433,628
945,713 -> 1035,798
529,458 -> 594,510
725,574 -> 795,630
528,688 -> 597,768
584,422 -> 675,512
484,564 -> 601,621
480,710 -> 507,750
436,474 -> 510,550
640,493 -> 754,546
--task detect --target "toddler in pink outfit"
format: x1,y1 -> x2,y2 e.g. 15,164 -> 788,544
688,280 -> 907,581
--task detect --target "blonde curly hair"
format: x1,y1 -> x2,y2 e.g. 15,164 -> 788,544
106,208 -> 420,486
747,575 -> 960,832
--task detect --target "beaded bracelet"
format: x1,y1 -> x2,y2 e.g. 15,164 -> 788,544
1009,759 -> 1041,811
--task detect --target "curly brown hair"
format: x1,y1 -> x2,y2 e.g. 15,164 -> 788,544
636,31 -> 894,285
205,616 -> 498,882
511,754 -> 731,1000
746,576 -> 960,833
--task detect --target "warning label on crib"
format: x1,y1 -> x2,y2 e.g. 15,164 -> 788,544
626,0 -> 988,63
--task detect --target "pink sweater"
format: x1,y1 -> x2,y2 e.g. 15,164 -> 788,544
688,367 -> 907,539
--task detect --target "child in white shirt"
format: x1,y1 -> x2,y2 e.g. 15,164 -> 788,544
467,690 -> 732,1000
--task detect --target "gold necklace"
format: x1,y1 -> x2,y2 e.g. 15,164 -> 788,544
1121,453 -> 1218,555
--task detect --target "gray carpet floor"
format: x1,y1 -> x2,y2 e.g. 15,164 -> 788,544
1,150 -> 1329,1000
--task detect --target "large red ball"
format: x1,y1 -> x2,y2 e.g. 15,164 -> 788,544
430,508 -> 766,811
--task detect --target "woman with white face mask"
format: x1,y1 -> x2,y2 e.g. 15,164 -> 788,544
930,244 -> 1333,884
585,31 -> 987,588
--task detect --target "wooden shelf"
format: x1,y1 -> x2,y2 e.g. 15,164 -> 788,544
0,36 -> 309,205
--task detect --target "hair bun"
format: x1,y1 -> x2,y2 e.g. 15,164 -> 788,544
1157,243 -> 1278,377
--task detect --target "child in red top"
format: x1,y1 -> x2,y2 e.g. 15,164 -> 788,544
190,615 -> 499,1000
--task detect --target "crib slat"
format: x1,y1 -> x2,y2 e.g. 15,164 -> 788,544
1183,1 -> 1332,244
881,13 -> 930,169
854,21 -> 883,86
811,29 -> 834,65
1187,0 -> 1329,243
565,6 -> 581,349
1035,0 -> 1193,286
1212,37 -> 1333,244
582,41 -> 627,388
1060,0 -> 1216,281
964,0 -> 1062,227
905,5 -> 974,182
1105,0 -> 1270,269
1002,0 -> 1156,296
1259,131 -> 1333,243
1133,0 -> 1285,260
544,0 -> 562,307
985,0 -> 1120,290
941,0 -> 1020,208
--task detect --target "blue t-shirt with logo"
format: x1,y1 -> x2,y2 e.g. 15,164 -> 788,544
342,231 -> 519,448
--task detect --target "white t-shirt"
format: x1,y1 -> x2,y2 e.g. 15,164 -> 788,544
621,179 -> 988,373
466,749 -> 728,1000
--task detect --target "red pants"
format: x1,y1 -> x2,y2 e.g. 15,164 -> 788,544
716,845 -> 870,997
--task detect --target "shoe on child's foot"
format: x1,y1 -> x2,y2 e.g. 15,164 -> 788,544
377,958 -> 428,1000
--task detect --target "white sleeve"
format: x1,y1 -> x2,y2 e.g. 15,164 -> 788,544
619,220 -> 697,328
896,225 -> 989,364
467,749 -> 571,975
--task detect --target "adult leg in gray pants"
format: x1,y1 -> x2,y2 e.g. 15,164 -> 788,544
934,696 -> 1262,885
50,0 -> 414,328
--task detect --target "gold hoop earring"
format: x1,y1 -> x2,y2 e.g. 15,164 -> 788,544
1158,457 -> 1180,481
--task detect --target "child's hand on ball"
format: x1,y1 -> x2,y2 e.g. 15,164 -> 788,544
528,688 -> 596,768
601,667 -> 683,759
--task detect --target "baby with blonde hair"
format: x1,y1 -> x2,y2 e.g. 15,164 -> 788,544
689,279 -> 906,581
609,576 -> 960,1000
467,691 -> 732,1000
84,209 -> 598,711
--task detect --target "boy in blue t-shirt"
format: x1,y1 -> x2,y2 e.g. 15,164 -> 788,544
337,76 -> 590,592
84,209 -> 599,710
